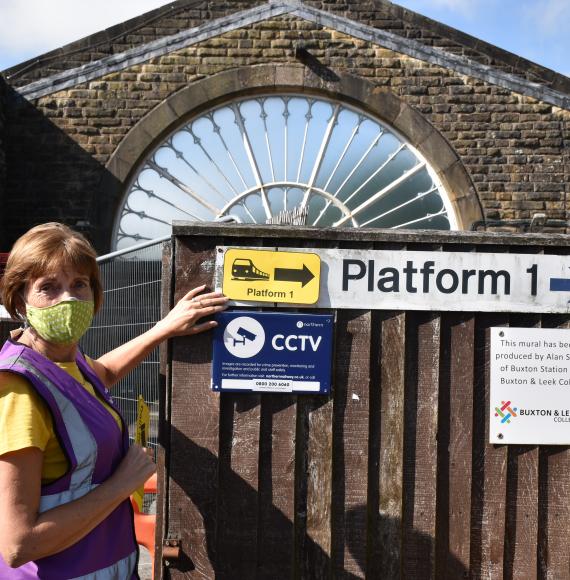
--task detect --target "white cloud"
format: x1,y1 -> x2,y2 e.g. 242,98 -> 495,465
524,0 -> 570,36
0,0 -> 171,68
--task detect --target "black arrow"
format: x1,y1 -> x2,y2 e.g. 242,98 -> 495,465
274,264 -> 315,287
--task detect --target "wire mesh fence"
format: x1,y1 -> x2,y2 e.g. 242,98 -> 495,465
81,238 -> 166,453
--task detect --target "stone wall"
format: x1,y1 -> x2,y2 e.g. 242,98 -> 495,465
2,3 -> 569,251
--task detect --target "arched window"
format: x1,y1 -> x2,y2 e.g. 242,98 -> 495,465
113,94 -> 458,249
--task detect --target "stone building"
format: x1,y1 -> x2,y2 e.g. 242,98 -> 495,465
0,0 -> 568,253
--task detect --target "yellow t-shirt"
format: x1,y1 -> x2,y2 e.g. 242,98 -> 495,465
0,357 -> 122,485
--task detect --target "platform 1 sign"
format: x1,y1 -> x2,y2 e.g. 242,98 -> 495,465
490,327 -> 570,444
216,247 -> 570,313
212,311 -> 333,394
221,248 -> 320,304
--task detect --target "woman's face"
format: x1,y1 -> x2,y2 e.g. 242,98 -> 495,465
24,267 -> 93,309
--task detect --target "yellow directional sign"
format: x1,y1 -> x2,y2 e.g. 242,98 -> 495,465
222,248 -> 321,304
132,395 -> 150,512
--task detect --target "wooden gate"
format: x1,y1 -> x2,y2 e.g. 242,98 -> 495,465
156,223 -> 570,579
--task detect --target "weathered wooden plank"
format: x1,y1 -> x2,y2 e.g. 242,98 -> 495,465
331,308 -> 371,579
538,245 -> 570,578
470,313 -> 509,579
297,394 -> 334,579
503,247 -> 543,580
537,444 -> 570,579
438,313 -> 475,575
294,231 -> 336,578
256,394 -> 296,579
215,235 -> 264,579
216,393 -> 261,579
256,237 -> 330,580
538,313 -> 570,579
365,310 -> 406,579
366,236 -> 407,580
172,222 -> 570,249
402,312 -> 440,579
168,236 -> 221,578
378,311 -> 406,579
155,240 -> 173,579
504,313 -> 540,580
255,237 -> 304,578
437,314 -> 472,576
505,446 -> 539,580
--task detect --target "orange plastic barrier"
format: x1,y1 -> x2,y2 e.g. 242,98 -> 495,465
131,473 -> 158,578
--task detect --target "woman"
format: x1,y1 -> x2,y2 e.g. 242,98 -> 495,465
0,222 -> 227,578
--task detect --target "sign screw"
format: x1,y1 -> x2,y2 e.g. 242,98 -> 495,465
497,433 -> 504,440
499,331 -> 504,337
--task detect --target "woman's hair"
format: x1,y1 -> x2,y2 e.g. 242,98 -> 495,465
0,223 -> 103,319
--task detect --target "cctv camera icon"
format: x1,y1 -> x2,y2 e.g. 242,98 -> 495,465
233,326 -> 257,346
224,317 -> 265,358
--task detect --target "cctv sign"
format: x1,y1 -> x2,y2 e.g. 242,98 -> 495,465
212,311 -> 333,394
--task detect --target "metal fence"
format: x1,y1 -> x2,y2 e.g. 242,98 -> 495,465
81,237 -> 167,452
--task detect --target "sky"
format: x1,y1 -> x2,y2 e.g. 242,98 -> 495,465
0,0 -> 568,77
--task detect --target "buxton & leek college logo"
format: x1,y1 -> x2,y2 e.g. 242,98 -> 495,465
495,400 -> 518,424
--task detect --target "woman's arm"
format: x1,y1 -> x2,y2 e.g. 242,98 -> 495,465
0,445 -> 155,568
93,285 -> 228,388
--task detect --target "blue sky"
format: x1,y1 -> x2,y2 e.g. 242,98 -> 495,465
396,0 -> 569,77
0,0 -> 568,77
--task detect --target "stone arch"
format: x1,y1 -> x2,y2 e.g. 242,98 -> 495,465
102,63 -> 483,244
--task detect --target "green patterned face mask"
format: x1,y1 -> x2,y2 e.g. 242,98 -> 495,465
25,299 -> 94,345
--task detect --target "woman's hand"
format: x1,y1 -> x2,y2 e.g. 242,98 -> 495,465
0,445 -> 157,566
154,285 -> 229,339
109,445 -> 157,498
95,285 -> 229,388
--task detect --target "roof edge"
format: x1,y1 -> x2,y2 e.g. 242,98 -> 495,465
387,0 -> 570,94
3,0 -> 569,95
7,0 -> 570,109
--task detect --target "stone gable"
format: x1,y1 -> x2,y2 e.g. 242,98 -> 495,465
1,2 -> 569,251
5,1 -> 569,95
3,13 -> 568,251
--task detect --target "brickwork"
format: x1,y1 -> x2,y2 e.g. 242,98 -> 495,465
2,3 -> 569,251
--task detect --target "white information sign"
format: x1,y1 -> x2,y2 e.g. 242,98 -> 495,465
216,247 -> 570,313
490,327 -> 570,444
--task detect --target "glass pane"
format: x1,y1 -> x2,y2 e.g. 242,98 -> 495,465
114,94 -> 455,249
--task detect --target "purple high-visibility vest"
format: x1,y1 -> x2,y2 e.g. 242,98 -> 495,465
0,340 -> 139,579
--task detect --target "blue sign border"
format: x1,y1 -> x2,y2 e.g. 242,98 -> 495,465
212,311 -> 333,395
